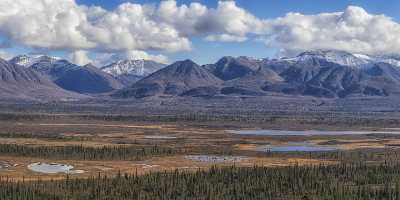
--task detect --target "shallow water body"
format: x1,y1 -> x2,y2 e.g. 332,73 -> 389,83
228,129 -> 400,136
261,145 -> 338,152
144,136 -> 177,139
257,141 -> 339,152
28,162 -> 84,174
185,155 -> 247,163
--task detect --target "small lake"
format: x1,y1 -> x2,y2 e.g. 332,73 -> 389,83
258,142 -> 338,152
28,162 -> 84,174
228,129 -> 400,136
0,161 -> 13,170
262,145 -> 338,152
144,136 -> 177,139
185,155 -> 247,163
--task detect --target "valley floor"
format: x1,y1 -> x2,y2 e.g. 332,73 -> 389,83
1,105 -> 400,199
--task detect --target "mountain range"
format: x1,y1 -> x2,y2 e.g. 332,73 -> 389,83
3,50 -> 400,101
114,50 -> 400,99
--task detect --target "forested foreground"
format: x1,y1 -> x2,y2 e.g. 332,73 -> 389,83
2,164 -> 400,200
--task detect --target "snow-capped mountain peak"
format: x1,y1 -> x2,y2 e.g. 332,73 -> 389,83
290,50 -> 370,67
278,50 -> 400,68
102,60 -> 146,76
9,55 -> 61,68
380,59 -> 400,67
373,54 -> 400,67
101,59 -> 165,77
353,53 -> 373,61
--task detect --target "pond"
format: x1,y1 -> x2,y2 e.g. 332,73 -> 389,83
185,155 -> 247,163
28,162 -> 84,174
0,161 -> 13,170
262,145 -> 338,152
228,129 -> 400,136
258,142 -> 338,152
144,136 -> 177,139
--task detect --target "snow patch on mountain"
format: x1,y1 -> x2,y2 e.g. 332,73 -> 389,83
281,50 -> 400,68
102,60 -> 146,76
288,50 -> 370,67
101,60 -> 165,77
10,55 -> 61,68
379,59 -> 400,67
353,53 -> 373,61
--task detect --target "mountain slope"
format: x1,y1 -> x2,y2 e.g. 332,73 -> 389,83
54,63 -> 124,94
0,58 -> 83,101
113,60 -> 222,98
221,67 -> 284,96
202,56 -> 283,96
208,56 -> 261,80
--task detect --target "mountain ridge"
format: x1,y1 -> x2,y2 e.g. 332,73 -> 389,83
113,50 -> 400,99
5,50 -> 400,100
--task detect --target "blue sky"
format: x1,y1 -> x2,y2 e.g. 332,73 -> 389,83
1,0 -> 400,65
78,0 -> 400,19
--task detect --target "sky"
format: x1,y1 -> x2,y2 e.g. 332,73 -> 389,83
0,0 -> 400,66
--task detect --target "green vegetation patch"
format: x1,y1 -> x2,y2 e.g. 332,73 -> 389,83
0,144 -> 177,161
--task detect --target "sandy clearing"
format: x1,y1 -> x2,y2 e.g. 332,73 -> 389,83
0,155 -> 335,181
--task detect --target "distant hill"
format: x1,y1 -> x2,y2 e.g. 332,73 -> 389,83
113,60 -> 222,98
207,56 -> 261,80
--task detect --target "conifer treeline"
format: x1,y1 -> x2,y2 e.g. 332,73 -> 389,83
1,111 -> 399,126
264,148 -> 400,163
0,144 -> 177,160
0,132 -> 89,141
2,163 -> 400,199
2,142 -> 400,163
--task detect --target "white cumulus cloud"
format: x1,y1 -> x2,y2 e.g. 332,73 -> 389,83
69,50 -> 93,65
261,6 -> 400,56
156,1 -> 264,38
0,0 -> 93,50
0,50 -> 14,60
205,34 -> 248,42
0,0 -> 191,54
0,1 -> 399,62
116,51 -> 169,64
0,0 -> 263,53
91,51 -> 169,67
